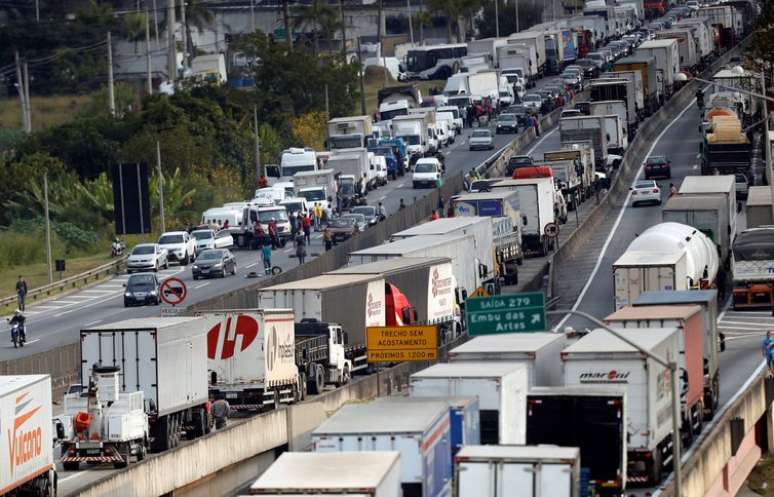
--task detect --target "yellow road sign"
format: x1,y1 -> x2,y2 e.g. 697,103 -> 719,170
366,325 -> 438,363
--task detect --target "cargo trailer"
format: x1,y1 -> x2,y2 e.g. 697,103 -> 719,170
662,194 -> 731,264
679,175 -> 737,244
488,178 -> 557,256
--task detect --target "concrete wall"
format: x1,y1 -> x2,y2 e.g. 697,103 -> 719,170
0,342 -> 79,398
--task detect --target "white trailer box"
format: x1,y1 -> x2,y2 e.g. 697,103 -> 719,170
496,44 -> 534,76
489,177 -> 556,255
679,175 -> 737,243
249,451 -> 401,497
410,362 -> 528,445
448,332 -> 566,387
562,328 -> 679,484
606,70 -> 645,116
198,309 -> 298,408
589,101 -> 628,153
1,375 -> 55,497
455,445 -> 581,497
559,116 -> 608,166
327,115 -> 373,150
674,19 -> 714,60
80,318 -> 208,418
656,29 -> 698,70
390,216 -> 493,251
636,39 -> 680,95
467,71 -> 500,101
508,31 -> 547,75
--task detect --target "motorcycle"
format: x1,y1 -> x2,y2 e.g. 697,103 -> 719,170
111,238 -> 125,257
10,321 -> 25,348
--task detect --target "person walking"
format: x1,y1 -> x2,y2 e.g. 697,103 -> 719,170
295,234 -> 307,265
302,213 -> 312,245
313,203 -> 323,231
763,331 -> 774,374
15,276 -> 27,311
437,195 -> 445,218
378,202 -> 387,221
399,198 -> 406,210
290,210 -> 299,235
261,242 -> 273,275
268,219 -> 278,249
323,227 -> 334,251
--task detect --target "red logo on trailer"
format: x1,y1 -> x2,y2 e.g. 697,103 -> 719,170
207,314 -> 259,360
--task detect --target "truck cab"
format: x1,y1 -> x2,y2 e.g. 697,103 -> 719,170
295,320 -> 353,394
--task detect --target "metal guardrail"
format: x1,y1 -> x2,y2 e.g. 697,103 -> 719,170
0,257 -> 126,309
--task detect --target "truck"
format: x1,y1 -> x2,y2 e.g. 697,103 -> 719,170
746,186 -> 772,228
466,37 -> 508,66
377,85 -> 422,122
489,178 -> 557,256
293,168 -> 337,216
507,32 -> 547,77
497,44 -> 536,82
674,18 -> 715,63
605,305 -> 707,444
279,148 -> 318,178
562,328 -> 680,485
583,4 -> 618,40
679,175 -> 737,245
543,146 -> 597,201
699,115 -> 752,180
559,116 -> 608,171
348,233 -> 494,298
327,147 -> 376,193
731,227 -> 774,309
448,332 -> 566,387
391,114 -> 431,162
410,362 -> 528,445
327,115 -> 373,150
59,367 -> 149,470
527,386 -> 627,496
613,54 -> 660,114
1,375 -> 57,497
662,194 -> 731,265
656,29 -> 699,72
455,445 -> 581,497
313,400 -> 452,497
612,222 -> 720,309
644,0 -> 667,18
632,289 -> 722,419
589,79 -> 637,133
258,274 -> 390,373
605,70 -> 646,120
197,309 -> 302,410
467,71 -> 500,102
327,257 -> 461,342
595,110 -> 628,156
538,159 -> 585,210
636,39 -> 680,98
544,29 -> 577,74
248,451 -> 401,497
79,318 -> 210,452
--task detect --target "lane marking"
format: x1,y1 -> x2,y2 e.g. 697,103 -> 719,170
84,320 -> 102,327
24,339 -> 40,345
245,263 -> 258,269
58,471 -> 85,483
194,282 -> 210,289
525,128 -> 558,156
554,99 -> 697,331
49,300 -> 80,305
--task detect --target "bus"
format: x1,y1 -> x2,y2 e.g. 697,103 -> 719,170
400,44 -> 467,81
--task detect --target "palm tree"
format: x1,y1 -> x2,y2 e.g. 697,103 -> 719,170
292,0 -> 341,55
178,0 -> 214,60
282,0 -> 294,49
413,10 -> 432,43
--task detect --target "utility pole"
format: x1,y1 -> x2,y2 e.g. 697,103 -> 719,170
377,0 -> 387,86
107,31 -> 116,117
153,0 -> 160,44
23,61 -> 31,133
283,0 -> 293,49
167,0 -> 177,86
515,0 -> 519,33
494,0 -> 500,37
35,0 -> 40,22
156,142 -> 166,233
357,38 -> 366,115
761,73 -> 773,224
339,0 -> 347,56
407,0 -> 414,44
179,0 -> 187,70
43,172 -> 53,284
253,106 -> 262,181
14,52 -> 28,133
251,0 -> 256,32
325,85 -> 330,121
146,9 -> 153,95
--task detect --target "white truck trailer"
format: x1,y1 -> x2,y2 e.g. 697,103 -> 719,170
80,317 -> 210,452
489,177 -> 556,256
410,362 -> 528,445
455,445 -> 581,497
562,328 -> 680,486
636,39 -> 680,98
327,115 -> 373,150
679,175 -> 737,244
1,375 -> 57,497
248,451 -> 401,497
507,31 -> 547,77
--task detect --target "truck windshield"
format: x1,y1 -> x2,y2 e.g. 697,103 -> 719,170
282,202 -> 303,213
299,189 -> 326,202
399,135 -> 421,145
258,210 -> 289,222
380,108 -> 408,121
281,164 -> 316,176
329,135 -> 363,149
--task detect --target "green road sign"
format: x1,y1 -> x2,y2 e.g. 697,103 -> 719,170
466,292 -> 546,335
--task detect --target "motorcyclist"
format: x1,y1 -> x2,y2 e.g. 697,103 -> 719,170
8,309 -> 26,342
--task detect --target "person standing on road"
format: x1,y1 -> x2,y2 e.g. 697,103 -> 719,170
302,213 -> 312,245
268,219 -> 278,249
295,234 -> 307,265
16,276 -> 27,311
323,227 -> 333,251
399,198 -> 406,210
669,183 -> 678,197
437,195 -> 445,218
378,202 -> 387,221
313,203 -> 323,230
261,242 -> 273,275
763,331 -> 774,374
431,210 -> 440,221
212,399 -> 230,429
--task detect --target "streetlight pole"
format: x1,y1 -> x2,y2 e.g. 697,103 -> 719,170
494,0 -> 500,38
546,309 -> 682,497
43,173 -> 53,284
156,141 -> 166,233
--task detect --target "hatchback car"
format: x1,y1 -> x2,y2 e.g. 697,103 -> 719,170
192,249 -> 237,279
496,113 -> 520,134
522,93 -> 544,113
630,180 -> 661,206
468,129 -> 495,151
123,273 -> 160,307
127,243 -> 168,273
644,156 -> 672,179
328,213 -> 368,241
505,155 -> 534,176
350,205 -> 380,225
192,228 -> 234,252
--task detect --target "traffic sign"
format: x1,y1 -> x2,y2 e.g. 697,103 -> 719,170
466,292 -> 546,335
366,325 -> 438,363
159,277 -> 187,306
544,222 -> 559,238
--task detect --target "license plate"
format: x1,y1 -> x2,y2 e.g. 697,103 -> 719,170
134,292 -> 146,297
86,449 -> 101,455
201,268 -> 209,273
225,392 -> 238,399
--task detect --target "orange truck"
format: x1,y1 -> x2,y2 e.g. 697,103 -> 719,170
1,375 -> 57,497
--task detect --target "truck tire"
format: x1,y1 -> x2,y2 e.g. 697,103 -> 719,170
151,416 -> 171,453
308,365 -> 325,395
336,365 -> 351,387
298,372 -> 307,401
137,441 -> 147,461
188,407 -> 206,439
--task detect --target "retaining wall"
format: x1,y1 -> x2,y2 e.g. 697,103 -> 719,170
0,342 -> 79,398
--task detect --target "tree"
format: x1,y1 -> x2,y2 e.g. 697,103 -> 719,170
746,3 -> 774,95
293,0 -> 341,55
426,0 -> 480,42
475,0 -> 543,38
179,0 -> 214,58
290,112 -> 327,150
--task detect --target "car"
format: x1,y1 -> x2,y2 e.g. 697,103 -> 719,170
192,249 -> 237,279
158,230 -> 197,265
468,129 -> 495,151
468,178 -> 500,193
328,213 -> 368,241
123,273 -> 160,307
191,228 -> 234,252
350,205 -> 380,226
496,113 -> 520,134
522,93 -> 544,112
561,109 -> 583,119
505,155 -> 534,176
560,70 -> 582,89
574,102 -> 591,115
506,105 -> 532,126
127,243 -> 168,273
630,180 -> 662,206
574,59 -> 600,78
412,157 -> 443,188
685,0 -> 700,9
644,155 -> 672,179
586,53 -> 607,71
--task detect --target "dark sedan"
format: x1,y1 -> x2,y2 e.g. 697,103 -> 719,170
328,214 -> 367,241
123,273 -> 160,307
496,113 -> 520,134
350,205 -> 380,226
192,249 -> 237,279
644,156 -> 671,180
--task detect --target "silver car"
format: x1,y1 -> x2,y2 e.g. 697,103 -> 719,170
468,129 -> 495,151
126,243 -> 168,273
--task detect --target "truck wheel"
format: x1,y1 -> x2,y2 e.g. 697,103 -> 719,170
337,365 -> 351,387
649,447 -> 663,485
308,365 -> 325,395
113,445 -> 130,469
272,389 -> 281,410
63,461 -> 80,471
137,441 -> 147,461
298,372 -> 307,401
182,252 -> 189,266
151,416 -> 171,453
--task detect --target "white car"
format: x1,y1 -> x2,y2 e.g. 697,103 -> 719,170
127,243 -> 168,273
412,158 -> 443,189
686,0 -> 700,10
158,230 -> 197,265
370,154 -> 389,186
630,180 -> 661,206
191,228 -> 234,252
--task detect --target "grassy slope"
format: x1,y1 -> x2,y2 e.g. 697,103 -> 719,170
0,95 -> 89,130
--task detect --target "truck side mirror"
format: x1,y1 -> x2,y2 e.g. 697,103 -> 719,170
55,420 -> 65,440
719,332 -> 726,352
343,331 -> 349,345
402,307 -> 412,324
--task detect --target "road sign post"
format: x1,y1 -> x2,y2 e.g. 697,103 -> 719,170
465,292 -> 546,335
366,325 -> 438,363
